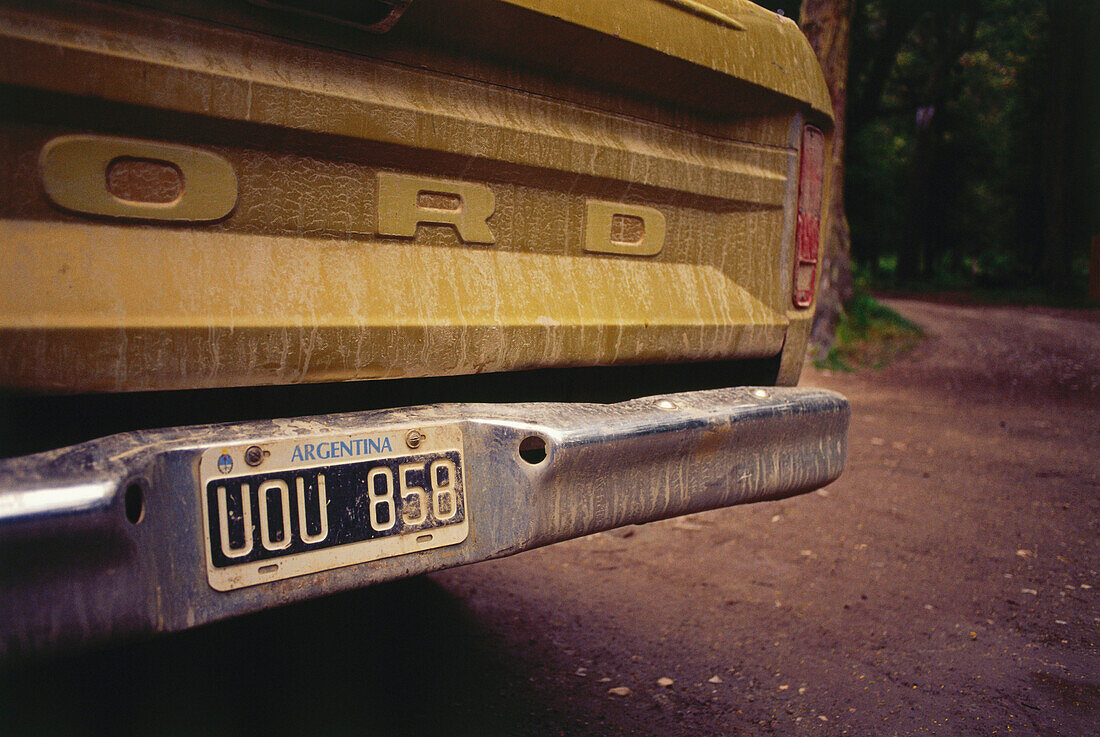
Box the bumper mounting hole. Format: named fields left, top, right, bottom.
left=124, top=483, right=144, bottom=524
left=519, top=435, right=548, bottom=465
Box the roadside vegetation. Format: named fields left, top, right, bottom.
left=814, top=286, right=923, bottom=372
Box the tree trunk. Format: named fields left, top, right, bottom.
left=1042, top=0, right=1098, bottom=291
left=800, top=0, right=854, bottom=355
left=898, top=107, right=935, bottom=282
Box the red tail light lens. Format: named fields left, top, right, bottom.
left=793, top=125, right=825, bottom=308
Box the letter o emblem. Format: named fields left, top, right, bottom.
left=39, top=135, right=238, bottom=222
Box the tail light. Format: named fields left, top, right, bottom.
left=792, top=125, right=825, bottom=308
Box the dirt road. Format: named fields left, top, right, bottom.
left=3, top=299, right=1098, bottom=736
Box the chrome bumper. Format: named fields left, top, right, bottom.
left=0, top=386, right=848, bottom=655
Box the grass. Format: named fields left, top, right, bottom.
left=813, top=290, right=925, bottom=372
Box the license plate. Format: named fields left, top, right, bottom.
left=198, top=424, right=468, bottom=591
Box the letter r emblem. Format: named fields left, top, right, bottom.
left=376, top=172, right=496, bottom=244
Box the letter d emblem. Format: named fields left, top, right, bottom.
left=583, top=201, right=666, bottom=257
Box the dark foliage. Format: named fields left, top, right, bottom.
left=766, top=0, right=1096, bottom=299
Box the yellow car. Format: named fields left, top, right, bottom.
left=0, top=0, right=847, bottom=654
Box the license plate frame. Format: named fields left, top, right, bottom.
left=198, top=424, right=468, bottom=591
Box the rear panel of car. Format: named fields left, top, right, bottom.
left=0, top=0, right=832, bottom=393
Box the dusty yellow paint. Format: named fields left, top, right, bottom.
left=654, top=0, right=747, bottom=30
left=500, top=0, right=832, bottom=116
left=0, top=0, right=833, bottom=393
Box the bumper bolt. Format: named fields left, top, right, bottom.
left=405, top=429, right=424, bottom=450
left=244, top=445, right=264, bottom=467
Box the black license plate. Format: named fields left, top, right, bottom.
left=199, top=426, right=468, bottom=591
